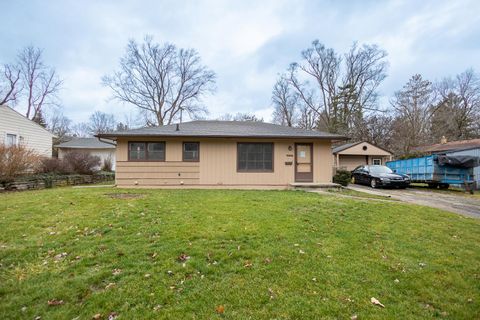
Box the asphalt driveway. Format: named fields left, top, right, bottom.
left=347, top=184, right=480, bottom=218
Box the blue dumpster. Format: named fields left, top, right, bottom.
left=386, top=154, right=477, bottom=189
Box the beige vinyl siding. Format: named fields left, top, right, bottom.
left=0, top=106, right=54, bottom=157
left=335, top=155, right=391, bottom=171
left=115, top=137, right=333, bottom=188
left=333, top=141, right=393, bottom=170
left=58, top=148, right=116, bottom=170
left=337, top=142, right=391, bottom=156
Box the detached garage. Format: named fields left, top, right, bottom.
left=333, top=141, right=392, bottom=171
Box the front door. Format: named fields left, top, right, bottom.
left=295, top=143, right=313, bottom=182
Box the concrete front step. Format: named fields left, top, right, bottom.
left=289, top=182, right=342, bottom=189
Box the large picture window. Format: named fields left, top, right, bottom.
left=237, top=143, right=273, bottom=172
left=183, top=142, right=199, bottom=161
left=128, top=142, right=165, bottom=161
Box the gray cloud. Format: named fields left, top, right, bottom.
left=2, top=0, right=479, bottom=123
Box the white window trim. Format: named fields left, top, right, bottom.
left=372, top=158, right=382, bottom=165
left=5, top=133, right=18, bottom=146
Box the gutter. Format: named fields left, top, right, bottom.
left=96, top=134, right=349, bottom=141
left=95, top=136, right=118, bottom=146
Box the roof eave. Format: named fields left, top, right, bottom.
left=96, top=133, right=348, bottom=140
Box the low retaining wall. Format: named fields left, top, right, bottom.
left=1, top=173, right=115, bottom=191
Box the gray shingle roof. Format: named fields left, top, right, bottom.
left=413, top=138, right=480, bottom=153
left=332, top=142, right=361, bottom=153
left=96, top=121, right=347, bottom=140
left=55, top=137, right=116, bottom=149
left=332, top=141, right=392, bottom=154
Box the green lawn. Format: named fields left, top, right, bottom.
left=1, top=188, right=479, bottom=319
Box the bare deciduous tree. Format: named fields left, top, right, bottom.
left=18, top=46, right=63, bottom=119
left=103, top=36, right=215, bottom=126
left=0, top=64, right=21, bottom=106
left=360, top=114, right=395, bottom=150
left=282, top=41, right=387, bottom=134
left=390, top=74, right=437, bottom=154
left=217, top=112, right=263, bottom=122
left=432, top=69, right=480, bottom=141
left=297, top=104, right=318, bottom=130
left=47, top=113, right=72, bottom=141
left=71, top=123, right=90, bottom=138
left=86, top=111, right=116, bottom=135
left=272, top=76, right=297, bottom=127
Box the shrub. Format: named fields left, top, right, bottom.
left=0, top=143, right=41, bottom=185
left=63, top=151, right=101, bottom=174
left=101, top=156, right=113, bottom=172
left=39, top=157, right=72, bottom=174
left=333, top=169, right=351, bottom=186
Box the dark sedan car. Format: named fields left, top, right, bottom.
left=351, top=165, right=411, bottom=188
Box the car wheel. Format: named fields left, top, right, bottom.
left=370, top=178, right=377, bottom=188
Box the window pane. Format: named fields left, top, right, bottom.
left=237, top=143, right=273, bottom=171
left=6, top=134, right=17, bottom=146
left=129, top=142, right=145, bottom=160
left=147, top=142, right=165, bottom=160
left=183, top=142, right=199, bottom=161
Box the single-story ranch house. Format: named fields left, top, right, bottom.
left=332, top=141, right=393, bottom=171
left=97, top=121, right=346, bottom=188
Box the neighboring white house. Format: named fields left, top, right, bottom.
left=55, top=138, right=117, bottom=170
left=0, top=105, right=55, bottom=157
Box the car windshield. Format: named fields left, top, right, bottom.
left=368, top=165, right=393, bottom=174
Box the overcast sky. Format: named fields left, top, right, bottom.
left=2, top=0, right=480, bottom=124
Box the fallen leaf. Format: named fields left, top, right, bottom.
left=108, top=312, right=118, bottom=320
left=92, top=313, right=102, bottom=320
left=215, top=305, right=225, bottom=314
left=299, top=250, right=305, bottom=254
left=268, top=288, right=275, bottom=299
left=371, top=297, right=385, bottom=308
left=153, top=304, right=162, bottom=311
left=351, top=315, right=358, bottom=320
left=244, top=260, right=253, bottom=268
left=394, top=279, right=400, bottom=283
left=54, top=252, right=67, bottom=260
left=47, top=299, right=64, bottom=306
left=144, top=273, right=151, bottom=278
left=112, top=268, right=122, bottom=276
left=177, top=253, right=190, bottom=262
left=264, top=258, right=272, bottom=264
left=419, top=262, right=426, bottom=267
left=167, top=270, right=174, bottom=276
left=34, top=316, right=41, bottom=320
left=105, top=282, right=116, bottom=290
